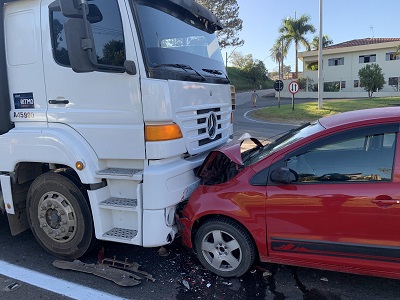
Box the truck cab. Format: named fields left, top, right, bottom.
left=0, top=0, right=233, bottom=259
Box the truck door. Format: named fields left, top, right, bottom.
left=41, top=0, right=145, bottom=160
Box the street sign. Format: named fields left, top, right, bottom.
left=274, top=80, right=284, bottom=92
left=288, top=81, right=300, bottom=94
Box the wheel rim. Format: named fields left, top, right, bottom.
left=37, top=191, right=77, bottom=243
left=200, top=229, right=242, bottom=272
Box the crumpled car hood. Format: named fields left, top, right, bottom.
left=196, top=141, right=244, bottom=185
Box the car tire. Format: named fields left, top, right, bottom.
left=27, top=171, right=95, bottom=259
left=194, top=217, right=255, bottom=277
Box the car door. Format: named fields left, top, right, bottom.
left=41, top=0, right=144, bottom=160
left=265, top=124, right=400, bottom=269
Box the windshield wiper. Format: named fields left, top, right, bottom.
left=155, top=64, right=206, bottom=81
left=202, top=68, right=230, bottom=84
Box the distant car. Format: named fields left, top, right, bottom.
left=179, top=107, right=400, bottom=278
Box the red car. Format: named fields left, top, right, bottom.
left=179, top=107, right=400, bottom=278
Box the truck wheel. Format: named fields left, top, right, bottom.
left=27, top=171, right=95, bottom=259
left=194, top=217, right=255, bottom=277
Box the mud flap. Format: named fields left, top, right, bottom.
left=53, top=260, right=141, bottom=286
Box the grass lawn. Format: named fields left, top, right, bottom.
left=251, top=97, right=400, bottom=123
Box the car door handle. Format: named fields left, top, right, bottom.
left=48, top=99, right=69, bottom=104
left=371, top=199, right=400, bottom=206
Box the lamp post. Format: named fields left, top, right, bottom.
left=318, top=0, right=323, bottom=109
left=225, top=45, right=243, bottom=75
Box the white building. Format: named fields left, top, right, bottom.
left=278, top=38, right=400, bottom=98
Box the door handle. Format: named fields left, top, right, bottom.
left=371, top=199, right=400, bottom=207
left=48, top=99, right=69, bottom=104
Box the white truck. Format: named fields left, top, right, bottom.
left=0, top=0, right=234, bottom=259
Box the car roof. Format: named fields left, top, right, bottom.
left=318, top=106, right=400, bottom=129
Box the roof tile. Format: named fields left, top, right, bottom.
left=325, top=38, right=400, bottom=49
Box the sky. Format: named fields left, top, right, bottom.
left=225, top=0, right=400, bottom=73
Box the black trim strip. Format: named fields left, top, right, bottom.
left=271, top=238, right=400, bottom=263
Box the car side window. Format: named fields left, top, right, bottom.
left=286, top=132, right=396, bottom=183
left=50, top=0, right=126, bottom=67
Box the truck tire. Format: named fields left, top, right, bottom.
left=27, top=171, right=95, bottom=259
left=194, top=217, right=255, bottom=277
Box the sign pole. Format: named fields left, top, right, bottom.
left=278, top=90, right=281, bottom=108
left=292, top=93, right=294, bottom=111
left=288, top=80, right=299, bottom=110
left=274, top=80, right=284, bottom=108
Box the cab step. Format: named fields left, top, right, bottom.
left=103, top=228, right=138, bottom=240
left=99, top=197, right=137, bottom=211
left=95, top=168, right=143, bottom=180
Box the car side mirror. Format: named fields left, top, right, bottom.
left=270, top=167, right=298, bottom=184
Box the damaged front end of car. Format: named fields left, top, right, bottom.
left=177, top=135, right=264, bottom=247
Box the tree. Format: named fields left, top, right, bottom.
left=278, top=14, right=316, bottom=78
left=197, top=0, right=244, bottom=48
left=311, top=35, right=333, bottom=50
left=269, top=40, right=288, bottom=79
left=230, top=51, right=253, bottom=69
left=358, top=63, right=386, bottom=98
left=243, top=60, right=268, bottom=88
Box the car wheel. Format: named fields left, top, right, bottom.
left=194, top=217, right=255, bottom=277
left=27, top=171, right=95, bottom=259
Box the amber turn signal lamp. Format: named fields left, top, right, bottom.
left=145, top=124, right=183, bottom=141
left=76, top=161, right=85, bottom=170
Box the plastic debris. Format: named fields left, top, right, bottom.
left=53, top=260, right=141, bottom=287
left=263, top=270, right=272, bottom=277
left=158, top=246, right=170, bottom=257
left=101, top=256, right=156, bottom=283
left=182, top=279, right=190, bottom=290
left=320, top=277, right=329, bottom=282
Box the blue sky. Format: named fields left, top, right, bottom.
left=225, top=0, right=399, bottom=72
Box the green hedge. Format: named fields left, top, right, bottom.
left=227, top=67, right=273, bottom=91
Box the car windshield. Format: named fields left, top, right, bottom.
left=132, top=1, right=227, bottom=83
left=244, top=121, right=325, bottom=166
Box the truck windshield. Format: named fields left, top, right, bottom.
left=132, top=1, right=228, bottom=83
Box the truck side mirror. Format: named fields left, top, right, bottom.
left=64, top=18, right=98, bottom=72
left=60, top=0, right=103, bottom=23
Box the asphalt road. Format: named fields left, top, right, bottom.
left=233, top=89, right=306, bottom=142
left=1, top=92, right=400, bottom=299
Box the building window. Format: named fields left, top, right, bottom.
left=386, top=52, right=400, bottom=61
left=359, top=54, right=376, bottom=63
left=328, top=57, right=344, bottom=66
left=341, top=81, right=346, bottom=89
left=324, top=81, right=340, bottom=92
left=389, top=77, right=399, bottom=91
left=354, top=80, right=359, bottom=88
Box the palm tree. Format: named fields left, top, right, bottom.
left=311, top=35, right=333, bottom=50
left=279, top=14, right=316, bottom=78
left=269, top=40, right=287, bottom=79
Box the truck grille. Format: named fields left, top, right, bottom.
left=176, top=105, right=231, bottom=155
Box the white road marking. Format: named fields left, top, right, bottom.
left=243, top=109, right=299, bottom=125
left=0, top=260, right=125, bottom=300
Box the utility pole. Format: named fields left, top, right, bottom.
left=318, top=0, right=323, bottom=109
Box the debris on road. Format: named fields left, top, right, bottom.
left=182, top=279, right=190, bottom=290
left=101, top=256, right=156, bottom=282
left=53, top=260, right=141, bottom=287
left=157, top=246, right=170, bottom=257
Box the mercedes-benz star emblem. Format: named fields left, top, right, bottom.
left=207, top=112, right=217, bottom=139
